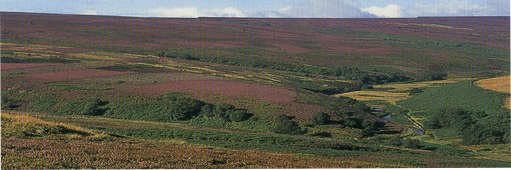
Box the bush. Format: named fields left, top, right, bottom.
left=200, top=104, right=215, bottom=117
left=214, top=103, right=236, bottom=119
left=409, top=88, right=424, bottom=95
left=228, top=110, right=252, bottom=122
left=402, top=139, right=422, bottom=149
left=57, top=97, right=104, bottom=116
left=337, top=96, right=357, bottom=106
left=273, top=115, right=306, bottom=135
left=385, top=137, right=403, bottom=147
left=353, top=102, right=371, bottom=113
left=311, top=112, right=331, bottom=125
left=1, top=97, right=19, bottom=110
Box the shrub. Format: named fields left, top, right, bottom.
left=214, top=103, right=236, bottom=119
left=337, top=96, right=357, bottom=106
left=409, top=88, right=424, bottom=95
left=353, top=102, right=371, bottom=113
left=273, top=115, right=306, bottom=135
left=228, top=110, right=252, bottom=122
left=311, top=112, right=331, bottom=125
left=200, top=104, right=215, bottom=117
left=57, top=97, right=104, bottom=116
left=402, top=139, right=422, bottom=149
left=1, top=97, right=19, bottom=110
left=385, top=137, right=403, bottom=147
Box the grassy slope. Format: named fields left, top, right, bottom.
left=397, top=81, right=509, bottom=115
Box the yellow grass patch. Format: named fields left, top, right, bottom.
left=374, top=78, right=474, bottom=92
left=1, top=112, right=107, bottom=139
left=476, top=76, right=510, bottom=109
left=69, top=52, right=119, bottom=61
left=335, top=91, right=409, bottom=104
left=475, top=76, right=510, bottom=94
left=1, top=42, right=69, bottom=51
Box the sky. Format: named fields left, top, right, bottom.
left=0, top=0, right=509, bottom=18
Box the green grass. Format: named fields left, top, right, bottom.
left=397, top=81, right=509, bottom=115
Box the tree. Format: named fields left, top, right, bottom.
left=80, top=98, right=103, bottom=116
left=409, top=88, right=423, bottom=95
left=228, top=110, right=252, bottom=122
left=312, top=112, right=331, bottom=125
left=273, top=115, right=306, bottom=135
left=214, top=103, right=236, bottom=119
left=402, top=139, right=422, bottom=149
left=353, top=102, right=371, bottom=113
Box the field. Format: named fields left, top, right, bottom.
left=1, top=12, right=510, bottom=168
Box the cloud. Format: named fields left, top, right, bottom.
left=404, top=0, right=508, bottom=17
left=486, top=0, right=511, bottom=16
left=149, top=7, right=201, bottom=17
left=79, top=10, right=98, bottom=15
left=361, top=4, right=402, bottom=18
left=254, top=0, right=376, bottom=18
left=204, top=6, right=245, bottom=17
left=148, top=6, right=244, bottom=18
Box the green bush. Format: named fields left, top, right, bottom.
left=311, top=112, right=331, bottom=125
left=214, top=103, right=236, bottom=119
left=336, top=96, right=357, bottom=106
left=228, top=110, right=252, bottom=122
left=1, top=97, right=19, bottom=110
left=273, top=115, right=306, bottom=135
left=385, top=137, right=404, bottom=147
left=409, top=88, right=424, bottom=95
left=57, top=97, right=104, bottom=116
left=353, top=102, right=371, bottom=113
left=402, top=139, right=422, bottom=149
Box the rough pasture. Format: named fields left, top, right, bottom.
left=126, top=80, right=296, bottom=102
left=26, top=69, right=133, bottom=82
left=1, top=63, right=58, bottom=70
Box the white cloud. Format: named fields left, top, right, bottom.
left=79, top=10, right=98, bottom=15
left=255, top=0, right=376, bottom=18
left=148, top=6, right=244, bottom=18
left=405, top=0, right=498, bottom=17
left=204, top=6, right=245, bottom=17
left=149, top=7, right=201, bottom=17
left=361, top=4, right=402, bottom=18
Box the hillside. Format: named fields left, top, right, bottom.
left=1, top=12, right=510, bottom=168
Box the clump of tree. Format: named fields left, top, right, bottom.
left=336, top=96, right=358, bottom=106
left=200, top=103, right=252, bottom=122
left=273, top=115, right=307, bottom=135
left=425, top=107, right=510, bottom=145
left=418, top=73, right=447, bottom=81
left=63, top=94, right=253, bottom=123
left=311, top=112, right=332, bottom=125
left=353, top=102, right=372, bottom=113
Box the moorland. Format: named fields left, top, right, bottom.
left=1, top=12, right=510, bottom=168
